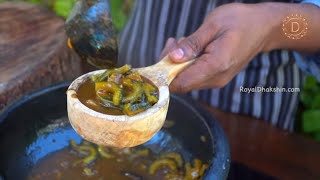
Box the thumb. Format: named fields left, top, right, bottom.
left=159, top=37, right=177, bottom=60
left=169, top=24, right=216, bottom=62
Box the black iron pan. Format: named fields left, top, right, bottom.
left=0, top=82, right=230, bottom=180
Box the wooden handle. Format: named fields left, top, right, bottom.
left=153, top=56, right=195, bottom=84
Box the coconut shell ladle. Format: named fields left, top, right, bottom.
left=67, top=56, right=194, bottom=148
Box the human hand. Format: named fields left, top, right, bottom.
left=160, top=3, right=279, bottom=93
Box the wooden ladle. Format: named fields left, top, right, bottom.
left=67, top=56, right=194, bottom=148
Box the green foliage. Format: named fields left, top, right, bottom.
left=313, top=132, right=320, bottom=141
left=300, top=76, right=320, bottom=142
left=53, top=0, right=76, bottom=18
left=26, top=0, right=41, bottom=4
left=110, top=0, right=128, bottom=31
left=303, top=110, right=320, bottom=132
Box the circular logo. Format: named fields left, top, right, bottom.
left=282, top=14, right=308, bottom=40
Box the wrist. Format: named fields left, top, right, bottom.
left=253, top=3, right=293, bottom=52
left=255, top=2, right=319, bottom=53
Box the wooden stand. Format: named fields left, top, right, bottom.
left=0, top=2, right=84, bottom=110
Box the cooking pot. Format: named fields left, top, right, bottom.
left=0, top=82, right=230, bottom=180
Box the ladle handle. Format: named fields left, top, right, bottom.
left=154, top=56, right=195, bottom=84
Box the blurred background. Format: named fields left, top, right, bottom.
left=0, top=0, right=319, bottom=143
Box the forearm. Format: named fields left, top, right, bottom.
left=258, top=2, right=320, bottom=53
